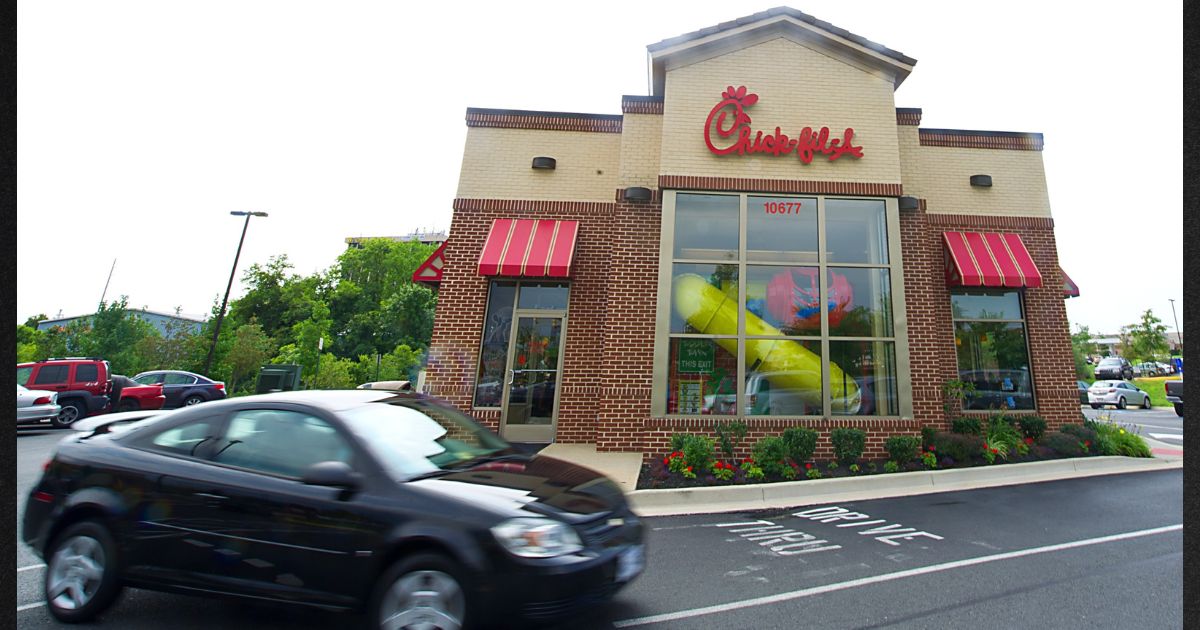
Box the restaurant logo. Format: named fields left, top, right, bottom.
left=704, top=85, right=864, bottom=164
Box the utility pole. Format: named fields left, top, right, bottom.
left=1168, top=298, right=1182, bottom=355
left=204, top=211, right=268, bottom=375
left=99, top=258, right=116, bottom=305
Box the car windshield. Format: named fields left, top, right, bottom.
left=1098, top=359, right=1121, bottom=366
left=339, top=398, right=513, bottom=480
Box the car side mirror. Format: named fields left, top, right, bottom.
left=301, top=461, right=363, bottom=490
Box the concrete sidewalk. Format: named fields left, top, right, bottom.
left=540, top=435, right=1182, bottom=517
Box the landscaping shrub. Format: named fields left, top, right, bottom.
left=669, top=433, right=688, bottom=452
left=1060, top=423, right=1099, bottom=446
left=1089, top=421, right=1152, bottom=458
left=921, top=425, right=937, bottom=449
left=984, top=415, right=1022, bottom=461
left=884, top=435, right=920, bottom=464
left=1017, top=416, right=1047, bottom=441
left=830, top=427, right=866, bottom=466
left=929, top=431, right=984, bottom=463
left=1043, top=431, right=1084, bottom=457
left=751, top=436, right=791, bottom=478
left=680, top=434, right=715, bottom=474
left=781, top=427, right=819, bottom=464
left=712, top=421, right=749, bottom=459
left=951, top=417, right=982, bottom=435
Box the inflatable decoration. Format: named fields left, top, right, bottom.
left=765, top=268, right=854, bottom=329
left=674, top=273, right=861, bottom=413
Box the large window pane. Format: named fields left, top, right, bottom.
left=747, top=196, right=818, bottom=263
left=474, top=282, right=516, bottom=407
left=829, top=341, right=897, bottom=416
left=744, top=339, right=822, bottom=415
left=517, top=282, right=569, bottom=310
left=673, top=194, right=739, bottom=260
left=828, top=267, right=893, bottom=337
left=745, top=265, right=821, bottom=336
left=955, top=321, right=1034, bottom=410
left=951, top=291, right=1023, bottom=320
left=826, top=199, right=888, bottom=264
left=668, top=338, right=739, bottom=415
left=670, top=263, right=739, bottom=334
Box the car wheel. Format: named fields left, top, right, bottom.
left=116, top=399, right=139, bottom=412
left=1090, top=404, right=1101, bottom=409
left=183, top=395, right=206, bottom=407
left=44, top=521, right=123, bottom=623
left=1117, top=397, right=1127, bottom=410
left=53, top=400, right=86, bottom=429
left=1175, top=403, right=1183, bottom=417
left=1142, top=396, right=1152, bottom=409
left=370, top=553, right=471, bottom=630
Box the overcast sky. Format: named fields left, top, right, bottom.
left=17, top=0, right=1182, bottom=336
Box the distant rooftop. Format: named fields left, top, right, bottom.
left=345, top=229, right=447, bottom=249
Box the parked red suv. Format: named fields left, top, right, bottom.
left=16, top=358, right=113, bottom=428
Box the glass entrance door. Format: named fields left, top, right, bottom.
left=500, top=316, right=563, bottom=442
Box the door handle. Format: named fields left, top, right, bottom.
left=193, top=492, right=227, bottom=501
left=507, top=369, right=514, bottom=385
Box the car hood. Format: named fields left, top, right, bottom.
left=405, top=454, right=626, bottom=523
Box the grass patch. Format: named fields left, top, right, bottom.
left=1132, top=376, right=1175, bottom=407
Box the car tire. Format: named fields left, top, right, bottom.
left=369, top=552, right=472, bottom=630
left=1175, top=403, right=1183, bottom=417
left=1090, top=404, right=1101, bottom=409
left=183, top=394, right=206, bottom=407
left=1142, top=396, right=1152, bottom=410
left=44, top=521, right=123, bottom=623
left=1117, top=397, right=1127, bottom=410
left=116, top=399, right=139, bottom=412
left=53, top=400, right=86, bottom=429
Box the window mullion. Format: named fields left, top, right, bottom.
left=818, top=196, right=830, bottom=416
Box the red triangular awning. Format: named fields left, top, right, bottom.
left=477, top=218, right=579, bottom=277
left=1061, top=267, right=1080, bottom=298
left=943, top=231, right=1042, bottom=288
left=412, top=242, right=446, bottom=285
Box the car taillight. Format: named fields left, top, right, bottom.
left=1108, top=388, right=1116, bottom=393
left=34, top=396, right=52, bottom=405
left=215, top=382, right=225, bottom=391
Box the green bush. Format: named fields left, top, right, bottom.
left=713, top=421, right=749, bottom=459
left=781, top=427, right=819, bottom=464
left=951, top=417, right=982, bottom=435
left=921, top=425, right=937, bottom=449
left=751, top=436, right=792, bottom=478
left=930, top=431, right=984, bottom=463
left=1043, top=431, right=1084, bottom=457
left=681, top=434, right=716, bottom=474
left=1017, top=416, right=1047, bottom=441
left=883, top=460, right=900, bottom=474
left=669, top=433, right=688, bottom=452
left=1089, top=421, right=1152, bottom=458
left=884, top=435, right=920, bottom=464
left=984, top=415, right=1022, bottom=458
left=1060, top=423, right=1099, bottom=446
left=830, top=427, right=866, bottom=466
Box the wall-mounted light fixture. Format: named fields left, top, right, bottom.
left=625, top=186, right=652, bottom=203
left=898, top=196, right=920, bottom=211
left=970, top=174, right=992, bottom=187
left=531, top=156, right=556, bottom=170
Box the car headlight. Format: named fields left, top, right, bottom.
left=491, top=518, right=583, bottom=558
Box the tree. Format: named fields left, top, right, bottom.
left=132, top=307, right=200, bottom=371
left=68, top=297, right=159, bottom=375
left=1070, top=325, right=1098, bottom=379
left=352, top=344, right=423, bottom=384
left=291, top=299, right=333, bottom=386
left=16, top=324, right=42, bottom=363
left=224, top=322, right=275, bottom=394
left=1120, top=309, right=1169, bottom=363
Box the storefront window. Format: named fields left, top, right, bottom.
left=474, top=281, right=568, bottom=408
left=952, top=291, right=1034, bottom=411
left=667, top=338, right=738, bottom=415
left=664, top=193, right=898, bottom=417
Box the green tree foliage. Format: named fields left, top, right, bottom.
left=1121, top=309, right=1169, bottom=363
left=328, top=239, right=437, bottom=357
left=292, top=299, right=333, bottom=386
left=352, top=344, right=423, bottom=384
left=69, top=297, right=159, bottom=375
left=132, top=307, right=200, bottom=371
left=311, top=354, right=357, bottom=389
left=1071, top=325, right=1098, bottom=379
left=17, top=325, right=42, bottom=362
left=228, top=255, right=326, bottom=347
left=225, top=322, right=275, bottom=394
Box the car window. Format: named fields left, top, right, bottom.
left=143, top=419, right=222, bottom=457
left=133, top=373, right=163, bottom=385
left=212, top=409, right=353, bottom=478
left=33, top=365, right=69, bottom=385
left=164, top=373, right=197, bottom=385
left=17, top=367, right=32, bottom=386
left=75, top=364, right=98, bottom=382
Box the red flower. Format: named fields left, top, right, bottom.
left=990, top=448, right=998, bottom=454
left=929, top=445, right=936, bottom=451
left=662, top=458, right=669, bottom=465
left=1085, top=440, right=1091, bottom=446
left=1024, top=437, right=1034, bottom=445
left=686, top=466, right=693, bottom=472
left=805, top=463, right=813, bottom=469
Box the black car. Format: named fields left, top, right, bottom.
left=22, top=390, right=645, bottom=627
left=1093, top=357, right=1133, bottom=381
left=1077, top=380, right=1090, bottom=404
left=131, top=370, right=227, bottom=408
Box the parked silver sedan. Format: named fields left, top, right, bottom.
left=1088, top=380, right=1152, bottom=410
left=17, top=384, right=60, bottom=426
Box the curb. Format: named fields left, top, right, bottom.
left=626, top=456, right=1182, bottom=517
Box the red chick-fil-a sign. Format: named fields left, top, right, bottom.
left=704, top=86, right=864, bottom=164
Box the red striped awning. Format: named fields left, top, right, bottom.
left=412, top=242, right=446, bottom=285
left=943, top=231, right=1042, bottom=288
left=478, top=218, right=579, bottom=277
left=1061, top=267, right=1080, bottom=298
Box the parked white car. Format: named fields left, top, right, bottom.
left=17, top=384, right=60, bottom=426
left=1088, top=380, right=1152, bottom=410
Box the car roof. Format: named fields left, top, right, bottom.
left=189, top=389, right=433, bottom=413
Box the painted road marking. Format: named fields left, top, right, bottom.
left=17, top=602, right=46, bottom=612
left=612, top=523, right=1183, bottom=628
left=715, top=520, right=841, bottom=555
left=1148, top=432, right=1182, bottom=441
left=18, top=564, right=45, bottom=573
left=792, top=506, right=945, bottom=546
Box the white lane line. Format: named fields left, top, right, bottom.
left=613, top=523, right=1183, bottom=628
left=18, top=564, right=46, bottom=573
left=17, top=602, right=46, bottom=612
left=1148, top=432, right=1182, bottom=441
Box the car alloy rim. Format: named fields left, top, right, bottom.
left=59, top=406, right=79, bottom=424
left=379, top=570, right=464, bottom=630
left=185, top=398, right=202, bottom=406
left=47, top=535, right=105, bottom=611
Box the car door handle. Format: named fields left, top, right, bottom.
left=193, top=492, right=227, bottom=501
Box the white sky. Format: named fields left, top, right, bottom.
left=17, top=1, right=1182, bottom=336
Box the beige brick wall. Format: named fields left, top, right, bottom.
left=619, top=113, right=663, bottom=188
left=660, top=37, right=902, bottom=184
left=898, top=127, right=1052, bottom=218
left=456, top=127, right=621, bottom=201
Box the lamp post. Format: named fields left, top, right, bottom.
left=1168, top=298, right=1182, bottom=355
left=204, top=211, right=269, bottom=375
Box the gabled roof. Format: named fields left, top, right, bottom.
left=647, top=6, right=916, bottom=96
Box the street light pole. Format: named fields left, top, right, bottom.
left=204, top=211, right=269, bottom=375
left=1168, top=298, right=1182, bottom=355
